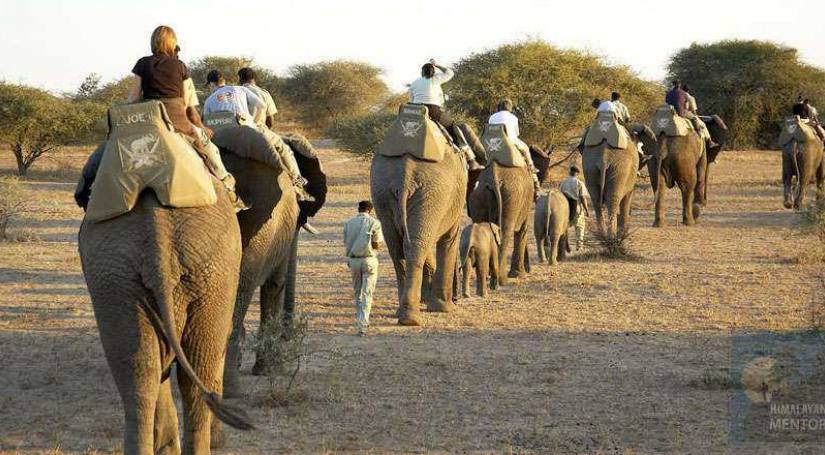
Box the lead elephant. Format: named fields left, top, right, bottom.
left=469, top=162, right=534, bottom=284
left=582, top=124, right=657, bottom=236
left=212, top=129, right=327, bottom=399
left=79, top=178, right=253, bottom=454
left=371, top=150, right=466, bottom=326
left=781, top=133, right=824, bottom=210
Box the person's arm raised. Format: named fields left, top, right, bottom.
left=127, top=77, right=142, bottom=103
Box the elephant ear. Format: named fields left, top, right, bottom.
left=489, top=223, right=502, bottom=246
left=458, top=123, right=487, bottom=165
left=282, top=132, right=327, bottom=226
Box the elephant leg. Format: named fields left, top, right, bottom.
left=680, top=181, right=696, bottom=226
left=817, top=159, right=825, bottom=195
left=428, top=224, right=460, bottom=312
left=461, top=255, right=473, bottom=299
left=94, top=301, right=162, bottom=455
left=653, top=170, right=666, bottom=227
left=549, top=235, right=559, bottom=266
left=282, top=229, right=300, bottom=325
left=223, top=285, right=255, bottom=399
left=489, top=242, right=500, bottom=291
left=782, top=153, right=795, bottom=209
left=536, top=234, right=546, bottom=263
left=382, top=226, right=407, bottom=307
left=619, top=192, right=633, bottom=233
left=694, top=152, right=708, bottom=216
left=476, top=251, right=489, bottom=297
left=252, top=261, right=289, bottom=377
left=154, top=377, right=181, bottom=455
left=399, top=252, right=425, bottom=326
left=558, top=233, right=569, bottom=261
left=497, top=229, right=512, bottom=286
left=178, top=299, right=233, bottom=455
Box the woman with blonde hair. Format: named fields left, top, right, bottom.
left=127, top=25, right=241, bottom=206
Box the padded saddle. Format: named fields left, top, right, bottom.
left=376, top=104, right=450, bottom=162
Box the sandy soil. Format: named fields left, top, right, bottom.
left=0, top=145, right=823, bottom=454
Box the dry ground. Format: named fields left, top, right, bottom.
left=0, top=145, right=823, bottom=454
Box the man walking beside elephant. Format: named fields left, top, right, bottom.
left=559, top=166, right=591, bottom=251
left=344, top=200, right=384, bottom=336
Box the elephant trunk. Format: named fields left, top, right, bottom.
left=145, top=220, right=254, bottom=431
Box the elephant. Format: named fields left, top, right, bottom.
left=371, top=149, right=467, bottom=326
left=212, top=129, right=327, bottom=399
left=78, top=178, right=253, bottom=455
left=581, top=124, right=656, bottom=237
left=534, top=190, right=571, bottom=265
left=459, top=222, right=501, bottom=298
left=781, top=133, right=824, bottom=210
left=468, top=162, right=534, bottom=285
left=644, top=116, right=727, bottom=227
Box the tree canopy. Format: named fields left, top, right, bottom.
left=667, top=40, right=825, bottom=149
left=447, top=40, right=662, bottom=148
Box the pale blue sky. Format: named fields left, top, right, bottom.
left=1, top=0, right=823, bottom=94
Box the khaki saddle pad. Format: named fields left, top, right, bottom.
left=778, top=116, right=817, bottom=146
left=651, top=105, right=692, bottom=137
left=481, top=124, right=525, bottom=168
left=584, top=111, right=629, bottom=149
left=86, top=101, right=216, bottom=223
left=376, top=104, right=450, bottom=162
left=203, top=111, right=241, bottom=131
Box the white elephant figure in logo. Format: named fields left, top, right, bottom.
left=120, top=133, right=161, bottom=171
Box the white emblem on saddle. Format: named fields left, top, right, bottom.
left=401, top=120, right=423, bottom=137
left=485, top=137, right=503, bottom=152
left=598, top=120, right=612, bottom=132
left=657, top=118, right=670, bottom=129
left=787, top=124, right=798, bottom=134
left=120, top=134, right=161, bottom=171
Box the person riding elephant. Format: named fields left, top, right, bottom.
left=371, top=132, right=467, bottom=326
left=126, top=26, right=242, bottom=208
left=238, top=67, right=278, bottom=129
left=488, top=98, right=541, bottom=196
left=666, top=80, right=718, bottom=150
left=409, top=59, right=483, bottom=171
left=779, top=113, right=825, bottom=209
left=78, top=25, right=255, bottom=454
left=682, top=84, right=718, bottom=150
left=204, top=70, right=313, bottom=201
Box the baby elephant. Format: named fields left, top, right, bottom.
left=535, top=190, right=571, bottom=265
left=459, top=222, right=501, bottom=298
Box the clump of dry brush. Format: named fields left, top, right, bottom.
left=796, top=193, right=825, bottom=265
left=584, top=226, right=642, bottom=261
left=247, top=314, right=311, bottom=407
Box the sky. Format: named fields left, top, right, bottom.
left=1, top=0, right=824, bottom=95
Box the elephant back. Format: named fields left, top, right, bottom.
left=585, top=111, right=629, bottom=149
left=376, top=104, right=451, bottom=162
left=481, top=124, right=526, bottom=168
left=651, top=105, right=692, bottom=137
left=85, top=100, right=217, bottom=223
left=778, top=116, right=817, bottom=147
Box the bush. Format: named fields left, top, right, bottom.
left=447, top=40, right=662, bottom=148
left=0, top=176, right=29, bottom=240
left=585, top=226, right=641, bottom=261
left=0, top=83, right=100, bottom=175
left=280, top=60, right=389, bottom=130
left=247, top=314, right=311, bottom=407
left=667, top=40, right=825, bottom=149
left=326, top=110, right=396, bottom=158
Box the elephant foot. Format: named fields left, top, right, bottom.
left=508, top=269, right=527, bottom=279
left=427, top=299, right=455, bottom=313
left=156, top=440, right=181, bottom=455
left=692, top=204, right=702, bottom=220
left=549, top=259, right=558, bottom=266
left=793, top=203, right=801, bottom=211
left=683, top=218, right=696, bottom=226
left=653, top=219, right=665, bottom=228
left=462, top=292, right=471, bottom=299
left=783, top=201, right=793, bottom=209
left=398, top=307, right=423, bottom=326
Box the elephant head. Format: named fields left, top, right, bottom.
left=529, top=144, right=554, bottom=184
left=705, top=115, right=729, bottom=163
left=629, top=123, right=658, bottom=170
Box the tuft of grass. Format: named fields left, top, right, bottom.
left=804, top=193, right=825, bottom=239
left=583, top=227, right=643, bottom=261
left=12, top=229, right=41, bottom=243
left=688, top=367, right=737, bottom=390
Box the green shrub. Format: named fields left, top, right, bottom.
left=248, top=314, right=311, bottom=407
left=667, top=40, right=825, bottom=149
left=326, top=110, right=395, bottom=158
left=280, top=60, right=389, bottom=130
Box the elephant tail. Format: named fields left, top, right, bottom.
left=544, top=193, right=553, bottom=240
left=143, top=217, right=254, bottom=431
left=791, top=140, right=801, bottom=182
left=599, top=158, right=608, bottom=212
left=492, top=163, right=504, bottom=227
left=399, top=181, right=412, bottom=247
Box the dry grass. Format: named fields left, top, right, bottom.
left=0, top=147, right=823, bottom=454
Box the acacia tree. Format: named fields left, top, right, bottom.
left=280, top=60, right=388, bottom=129
left=448, top=40, right=662, bottom=149
left=0, top=84, right=98, bottom=176
left=667, top=40, right=825, bottom=149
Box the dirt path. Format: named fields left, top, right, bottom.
left=0, top=148, right=822, bottom=454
